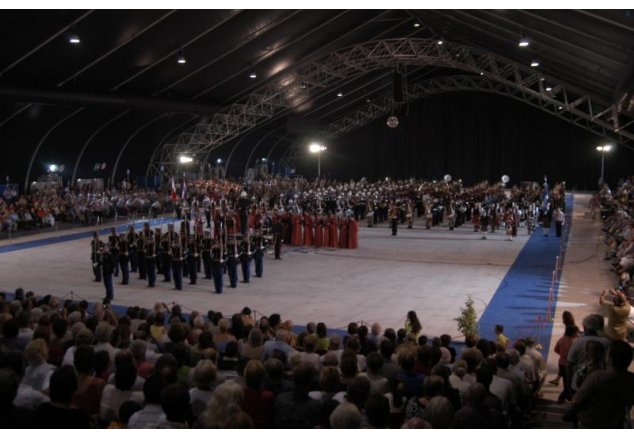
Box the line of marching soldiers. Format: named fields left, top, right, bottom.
left=90, top=218, right=268, bottom=301
left=281, top=212, right=359, bottom=249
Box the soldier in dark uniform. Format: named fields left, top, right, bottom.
left=186, top=236, right=198, bottom=285
left=204, top=204, right=212, bottom=229
left=108, top=228, right=120, bottom=277
left=145, top=237, right=157, bottom=288
left=162, top=225, right=177, bottom=282
left=118, top=234, right=129, bottom=285
left=91, top=232, right=102, bottom=282
left=252, top=233, right=264, bottom=278
left=195, top=232, right=203, bottom=274
left=226, top=237, right=239, bottom=288
left=239, top=236, right=252, bottom=283
left=201, top=232, right=212, bottom=279
left=137, top=224, right=152, bottom=280
left=127, top=226, right=138, bottom=272
left=154, top=228, right=163, bottom=276
left=171, top=238, right=184, bottom=291
left=211, top=239, right=225, bottom=294
left=100, top=244, right=115, bottom=301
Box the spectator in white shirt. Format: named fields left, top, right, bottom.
left=127, top=373, right=167, bottom=429
left=22, top=339, right=55, bottom=392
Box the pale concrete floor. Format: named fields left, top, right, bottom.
left=0, top=215, right=530, bottom=336
left=541, top=192, right=619, bottom=400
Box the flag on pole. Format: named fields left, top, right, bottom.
left=181, top=180, right=187, bottom=200
left=171, top=177, right=177, bottom=201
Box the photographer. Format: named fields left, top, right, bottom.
left=599, top=289, right=631, bottom=341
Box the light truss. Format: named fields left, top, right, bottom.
left=153, top=38, right=633, bottom=172
left=322, top=75, right=634, bottom=145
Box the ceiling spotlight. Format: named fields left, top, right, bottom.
left=177, top=50, right=186, bottom=64
left=480, top=72, right=484, bottom=76
left=309, top=143, right=326, bottom=153
left=557, top=106, right=563, bottom=110
left=178, top=155, right=193, bottom=164
left=337, top=91, right=343, bottom=97
left=48, top=164, right=58, bottom=172
left=300, top=82, right=306, bottom=89
left=545, top=86, right=552, bottom=92
left=414, top=22, right=421, bottom=28
left=249, top=72, right=257, bottom=79
left=518, top=36, right=530, bottom=47
left=530, top=60, right=540, bottom=67
left=216, top=158, right=222, bottom=164
left=437, top=38, right=444, bottom=45
left=68, top=34, right=80, bottom=44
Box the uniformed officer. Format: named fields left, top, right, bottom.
left=239, top=236, right=252, bottom=283
left=226, top=237, right=239, bottom=288
left=201, top=232, right=212, bottom=279
left=127, top=226, right=138, bottom=272
left=211, top=239, right=225, bottom=294
left=252, top=233, right=265, bottom=278
left=171, top=238, right=184, bottom=291
left=91, top=232, right=102, bottom=282
left=108, top=228, right=120, bottom=277
left=187, top=236, right=198, bottom=285
left=389, top=203, right=399, bottom=236
left=118, top=234, right=130, bottom=285
left=100, top=243, right=115, bottom=301
left=145, top=237, right=157, bottom=287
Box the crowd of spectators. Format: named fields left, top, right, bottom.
left=0, top=185, right=176, bottom=233
left=1, top=287, right=631, bottom=429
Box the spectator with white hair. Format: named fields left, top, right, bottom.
left=22, top=339, right=55, bottom=392
left=94, top=321, right=119, bottom=364
left=188, top=359, right=217, bottom=419
left=197, top=380, right=245, bottom=428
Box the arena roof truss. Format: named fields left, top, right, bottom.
left=151, top=37, right=634, bottom=174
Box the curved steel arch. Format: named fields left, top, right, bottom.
left=160, top=37, right=633, bottom=166
left=277, top=73, right=634, bottom=168
left=24, top=108, right=85, bottom=192
left=222, top=131, right=268, bottom=173
left=111, top=114, right=176, bottom=185
left=72, top=110, right=131, bottom=182
left=245, top=132, right=292, bottom=177
left=146, top=116, right=200, bottom=179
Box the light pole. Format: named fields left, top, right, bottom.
left=309, top=143, right=327, bottom=177
left=596, top=144, right=613, bottom=186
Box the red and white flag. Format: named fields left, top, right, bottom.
left=181, top=180, right=187, bottom=199
left=171, top=177, right=177, bottom=201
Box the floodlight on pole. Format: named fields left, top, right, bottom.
left=178, top=155, right=193, bottom=164
left=308, top=143, right=327, bottom=176
left=596, top=144, right=613, bottom=186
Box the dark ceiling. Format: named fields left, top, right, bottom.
left=0, top=9, right=632, bottom=189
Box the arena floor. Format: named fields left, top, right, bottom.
left=0, top=207, right=534, bottom=337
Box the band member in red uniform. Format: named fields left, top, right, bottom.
left=338, top=216, right=349, bottom=248
left=323, top=215, right=330, bottom=248
left=472, top=203, right=481, bottom=232
left=303, top=212, right=314, bottom=246
left=291, top=213, right=303, bottom=246
left=329, top=214, right=338, bottom=248
left=348, top=216, right=359, bottom=249
left=315, top=214, right=324, bottom=248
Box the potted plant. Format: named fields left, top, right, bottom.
left=454, top=296, right=479, bottom=338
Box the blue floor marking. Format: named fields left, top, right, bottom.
left=478, top=194, right=573, bottom=359
left=0, top=217, right=176, bottom=254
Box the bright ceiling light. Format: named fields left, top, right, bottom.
left=68, top=34, right=80, bottom=44
left=597, top=144, right=613, bottom=152
left=545, top=86, right=552, bottom=92
left=216, top=158, right=222, bottom=164
left=530, top=60, right=540, bottom=67
left=437, top=38, right=444, bottom=45
left=558, top=106, right=563, bottom=110
left=309, top=143, right=326, bottom=153
left=337, top=91, right=343, bottom=97
left=48, top=164, right=58, bottom=172
left=414, top=22, right=421, bottom=28
left=249, top=72, right=257, bottom=79
left=480, top=72, right=484, bottom=76
left=178, top=155, right=193, bottom=164
left=518, top=36, right=530, bottom=47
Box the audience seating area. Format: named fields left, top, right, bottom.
left=1, top=183, right=634, bottom=428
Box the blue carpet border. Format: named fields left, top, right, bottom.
left=477, top=194, right=573, bottom=359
